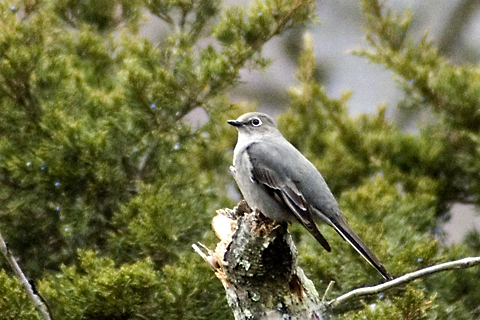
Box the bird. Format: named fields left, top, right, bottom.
left=228, top=112, right=392, bottom=280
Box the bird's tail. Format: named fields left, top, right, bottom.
left=332, top=217, right=392, bottom=280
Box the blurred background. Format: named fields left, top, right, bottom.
left=141, top=0, right=480, bottom=245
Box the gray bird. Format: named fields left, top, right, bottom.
left=228, top=112, right=392, bottom=280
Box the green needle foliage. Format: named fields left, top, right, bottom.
left=0, top=0, right=315, bottom=318
left=278, top=3, right=480, bottom=319
left=0, top=0, right=479, bottom=319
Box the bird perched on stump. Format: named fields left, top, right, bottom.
left=228, top=112, right=392, bottom=281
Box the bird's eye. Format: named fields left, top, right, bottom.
left=251, top=118, right=262, bottom=126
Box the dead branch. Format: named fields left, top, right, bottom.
left=328, top=256, right=480, bottom=309
left=0, top=231, right=52, bottom=320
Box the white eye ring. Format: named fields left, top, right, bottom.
left=250, top=118, right=262, bottom=126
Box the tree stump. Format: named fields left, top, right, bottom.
left=196, top=201, right=330, bottom=320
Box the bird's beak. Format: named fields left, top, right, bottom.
left=227, top=120, right=242, bottom=127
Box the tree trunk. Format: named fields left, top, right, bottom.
left=197, top=201, right=331, bottom=320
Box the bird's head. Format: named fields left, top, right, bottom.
left=228, top=112, right=278, bottom=137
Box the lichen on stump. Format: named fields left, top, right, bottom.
left=196, top=201, right=330, bottom=320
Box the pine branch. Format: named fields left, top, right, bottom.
left=0, top=231, right=53, bottom=320
left=328, top=256, right=480, bottom=309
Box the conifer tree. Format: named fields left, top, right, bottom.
left=0, top=0, right=479, bottom=319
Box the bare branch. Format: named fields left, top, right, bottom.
left=201, top=204, right=480, bottom=317
left=0, top=231, right=53, bottom=320
left=322, top=281, right=335, bottom=303
left=328, top=256, right=480, bottom=309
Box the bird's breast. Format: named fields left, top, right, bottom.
left=232, top=145, right=294, bottom=222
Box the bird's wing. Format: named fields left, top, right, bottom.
left=247, top=144, right=331, bottom=251
left=246, top=142, right=392, bottom=280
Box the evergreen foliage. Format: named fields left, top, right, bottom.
left=279, top=3, right=480, bottom=319
left=0, top=0, right=479, bottom=319
left=0, top=269, right=40, bottom=320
